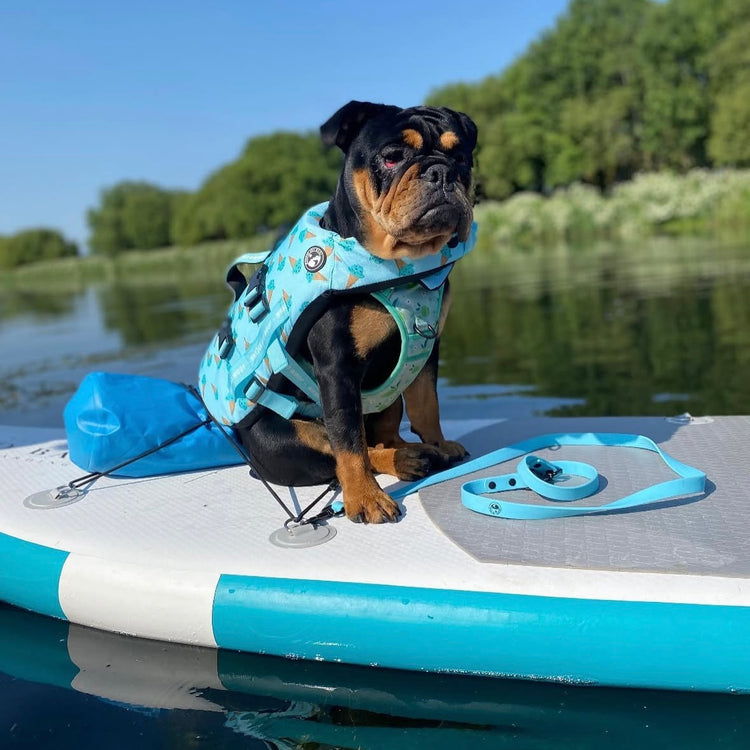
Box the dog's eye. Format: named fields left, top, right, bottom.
left=382, top=149, right=404, bottom=169
left=453, top=152, right=468, bottom=165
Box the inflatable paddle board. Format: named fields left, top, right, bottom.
left=0, top=415, right=748, bottom=693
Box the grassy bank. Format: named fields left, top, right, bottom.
left=1, top=233, right=274, bottom=294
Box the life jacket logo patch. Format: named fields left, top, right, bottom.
left=304, top=246, right=327, bottom=273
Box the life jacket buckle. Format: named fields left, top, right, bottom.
left=217, top=317, right=234, bottom=359
left=243, top=266, right=270, bottom=322
left=244, top=374, right=266, bottom=404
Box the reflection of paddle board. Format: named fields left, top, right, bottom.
left=2, top=601, right=747, bottom=749
left=1, top=416, right=749, bottom=693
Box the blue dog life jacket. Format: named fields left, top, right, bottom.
left=199, top=202, right=476, bottom=426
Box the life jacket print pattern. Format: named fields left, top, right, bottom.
left=199, top=202, right=476, bottom=426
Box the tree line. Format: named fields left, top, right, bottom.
left=3, top=0, right=748, bottom=266
left=86, top=132, right=342, bottom=256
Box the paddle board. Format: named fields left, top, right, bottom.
left=0, top=415, right=748, bottom=693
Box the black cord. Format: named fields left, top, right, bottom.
left=66, top=418, right=211, bottom=493
left=191, top=386, right=337, bottom=526
left=63, top=383, right=338, bottom=527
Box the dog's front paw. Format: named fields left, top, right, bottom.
left=392, top=444, right=450, bottom=480
left=344, top=485, right=401, bottom=524
left=369, top=444, right=449, bottom=481
left=434, top=440, right=469, bottom=462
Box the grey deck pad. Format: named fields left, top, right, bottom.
left=418, top=416, right=750, bottom=576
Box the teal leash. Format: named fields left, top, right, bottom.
left=388, top=432, right=707, bottom=519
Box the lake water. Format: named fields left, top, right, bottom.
left=1, top=236, right=750, bottom=747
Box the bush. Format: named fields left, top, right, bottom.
left=0, top=228, right=78, bottom=269
left=475, top=168, right=750, bottom=247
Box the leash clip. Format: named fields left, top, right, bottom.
left=527, top=455, right=562, bottom=483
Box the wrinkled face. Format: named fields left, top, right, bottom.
left=329, top=105, right=477, bottom=260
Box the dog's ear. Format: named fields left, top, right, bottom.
left=456, top=111, right=478, bottom=152
left=320, top=101, right=399, bottom=152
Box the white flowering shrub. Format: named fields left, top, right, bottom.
left=476, top=169, right=750, bottom=246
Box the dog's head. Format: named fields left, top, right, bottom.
left=320, top=101, right=477, bottom=260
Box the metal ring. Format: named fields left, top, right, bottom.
left=414, top=321, right=438, bottom=339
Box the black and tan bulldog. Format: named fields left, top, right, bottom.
left=236, top=100, right=477, bottom=523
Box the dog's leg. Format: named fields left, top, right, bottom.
left=237, top=409, right=337, bottom=487
left=365, top=397, right=407, bottom=448
left=365, top=397, right=453, bottom=479
left=307, top=310, right=402, bottom=524
left=403, top=341, right=468, bottom=461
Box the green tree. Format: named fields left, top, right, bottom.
left=636, top=0, right=715, bottom=170
left=429, top=0, right=750, bottom=190
left=172, top=131, right=342, bottom=245
left=710, top=80, right=750, bottom=166
left=0, top=228, right=78, bottom=269
left=554, top=87, right=642, bottom=188
left=79, top=0, right=750, bottom=246
left=707, top=2, right=750, bottom=165
left=87, top=181, right=183, bottom=255
left=484, top=55, right=555, bottom=194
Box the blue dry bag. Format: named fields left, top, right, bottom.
left=64, top=372, right=244, bottom=478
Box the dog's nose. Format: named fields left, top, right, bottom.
left=422, top=163, right=455, bottom=191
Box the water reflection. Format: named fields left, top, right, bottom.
left=0, top=286, right=77, bottom=319
left=98, top=280, right=224, bottom=346
left=1, top=603, right=747, bottom=749
left=443, top=238, right=750, bottom=415
left=0, top=237, right=749, bottom=425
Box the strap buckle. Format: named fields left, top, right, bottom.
left=243, top=266, right=270, bottom=322
left=217, top=317, right=234, bottom=359
left=243, top=374, right=266, bottom=403
left=526, top=455, right=562, bottom=483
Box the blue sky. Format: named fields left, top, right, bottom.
left=0, top=0, right=569, bottom=249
